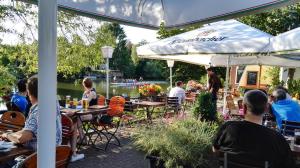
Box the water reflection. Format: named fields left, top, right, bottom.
left=57, top=80, right=168, bottom=99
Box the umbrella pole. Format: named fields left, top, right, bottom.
left=258, top=65, right=262, bottom=89
left=38, top=0, right=57, bottom=167
left=222, top=56, right=231, bottom=116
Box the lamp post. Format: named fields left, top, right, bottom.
left=101, top=46, right=114, bottom=99
left=167, top=60, right=175, bottom=89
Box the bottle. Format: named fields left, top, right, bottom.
left=65, top=95, right=71, bottom=108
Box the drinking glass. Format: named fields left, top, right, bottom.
left=73, top=98, right=78, bottom=107
left=65, top=95, right=71, bottom=108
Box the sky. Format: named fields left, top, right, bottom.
left=1, top=0, right=158, bottom=45
left=122, top=25, right=158, bottom=44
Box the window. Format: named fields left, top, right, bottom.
left=235, top=66, right=246, bottom=84
left=247, top=71, right=258, bottom=85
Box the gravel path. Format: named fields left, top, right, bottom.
left=69, top=130, right=148, bottom=168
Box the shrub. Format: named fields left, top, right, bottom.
left=192, top=92, right=216, bottom=121
left=133, top=119, right=219, bottom=168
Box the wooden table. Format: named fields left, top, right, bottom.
left=0, top=146, right=33, bottom=164
left=132, top=101, right=166, bottom=123
left=61, top=106, right=109, bottom=148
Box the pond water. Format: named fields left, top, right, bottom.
left=57, top=80, right=168, bottom=100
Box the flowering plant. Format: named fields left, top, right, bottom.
left=139, top=84, right=162, bottom=96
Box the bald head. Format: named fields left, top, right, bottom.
left=243, top=90, right=268, bottom=116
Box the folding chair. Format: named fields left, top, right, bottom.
left=97, top=95, right=106, bottom=106
left=21, top=145, right=72, bottom=168
left=121, top=101, right=136, bottom=127
left=164, top=97, right=180, bottom=118
left=281, top=120, right=300, bottom=136
left=219, top=151, right=270, bottom=168
left=96, top=96, right=125, bottom=150
left=0, top=111, right=25, bottom=131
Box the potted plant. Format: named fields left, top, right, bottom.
left=139, top=84, right=163, bottom=101
left=133, top=119, right=219, bottom=168
left=192, top=91, right=217, bottom=121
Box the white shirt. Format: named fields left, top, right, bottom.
left=169, top=86, right=186, bottom=104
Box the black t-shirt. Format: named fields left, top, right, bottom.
left=208, top=74, right=221, bottom=97
left=213, top=121, right=295, bottom=168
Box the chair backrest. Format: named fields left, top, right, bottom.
left=166, top=97, right=179, bottom=107
left=108, top=96, right=125, bottom=117
left=0, top=111, right=25, bottom=131
left=124, top=101, right=134, bottom=112
left=61, top=114, right=74, bottom=145
left=97, top=95, right=106, bottom=106
left=281, top=120, right=300, bottom=136
left=219, top=151, right=270, bottom=168
left=226, top=95, right=236, bottom=111
left=22, top=145, right=72, bottom=168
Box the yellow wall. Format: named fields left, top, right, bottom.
left=239, top=65, right=272, bottom=89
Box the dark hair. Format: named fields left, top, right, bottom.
left=206, top=67, right=213, bottom=72
left=275, top=86, right=289, bottom=94
left=17, top=79, right=27, bottom=92
left=83, top=78, right=93, bottom=88
left=243, top=90, right=267, bottom=115
left=272, top=89, right=287, bottom=102
left=27, top=76, right=38, bottom=99
left=176, top=81, right=183, bottom=87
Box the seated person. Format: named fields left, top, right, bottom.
left=169, top=81, right=186, bottom=105
left=271, top=89, right=300, bottom=129
left=81, top=78, right=97, bottom=106
left=213, top=90, right=295, bottom=168
left=10, top=79, right=28, bottom=115
left=0, top=76, right=62, bottom=167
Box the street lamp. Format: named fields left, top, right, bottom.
left=101, top=46, right=114, bottom=99
left=167, top=60, right=175, bottom=88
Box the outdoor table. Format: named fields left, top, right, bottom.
left=132, top=101, right=166, bottom=123
left=0, top=146, right=33, bottom=164
left=61, top=106, right=109, bottom=149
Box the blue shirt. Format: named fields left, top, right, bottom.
left=11, top=93, right=28, bottom=113
left=23, top=103, right=62, bottom=151
left=272, top=99, right=300, bottom=129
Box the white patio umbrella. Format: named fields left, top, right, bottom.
left=269, top=27, right=300, bottom=58
left=137, top=19, right=300, bottom=116
left=20, top=0, right=298, bottom=29
left=15, top=0, right=300, bottom=167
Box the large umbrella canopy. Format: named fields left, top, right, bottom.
left=20, top=0, right=297, bottom=29
left=137, top=20, right=300, bottom=67
left=269, top=27, right=300, bottom=61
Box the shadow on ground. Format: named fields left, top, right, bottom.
left=69, top=131, right=148, bottom=168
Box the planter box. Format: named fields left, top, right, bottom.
left=146, top=155, right=165, bottom=168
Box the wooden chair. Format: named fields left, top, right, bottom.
left=97, top=96, right=125, bottom=150
left=219, top=151, right=270, bottom=168
left=0, top=111, right=25, bottom=131
left=97, top=95, right=106, bottom=106
left=281, top=120, right=300, bottom=136
left=21, top=145, right=72, bottom=168
left=61, top=114, right=74, bottom=145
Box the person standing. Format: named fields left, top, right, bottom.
left=207, top=67, right=222, bottom=110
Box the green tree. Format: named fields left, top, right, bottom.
left=107, top=23, right=136, bottom=78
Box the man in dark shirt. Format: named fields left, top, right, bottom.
left=207, top=67, right=221, bottom=111
left=213, top=90, right=295, bottom=168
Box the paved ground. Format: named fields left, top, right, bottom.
left=69, top=129, right=148, bottom=168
